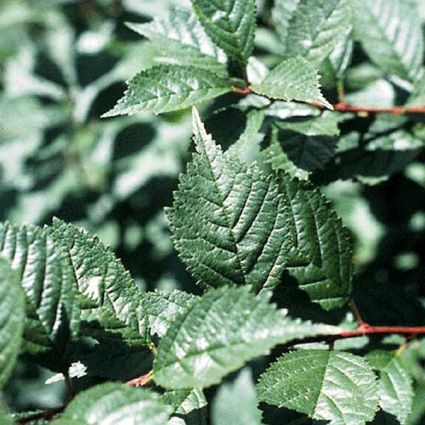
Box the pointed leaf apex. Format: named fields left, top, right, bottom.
left=192, top=107, right=214, bottom=154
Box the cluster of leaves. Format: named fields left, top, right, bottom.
left=0, top=0, right=424, bottom=424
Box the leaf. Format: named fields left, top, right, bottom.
left=368, top=352, right=414, bottom=424
left=408, top=74, right=425, bottom=106
left=272, top=114, right=341, bottom=171
left=162, top=389, right=207, bottom=415
left=168, top=109, right=353, bottom=309
left=251, top=57, right=332, bottom=109
left=0, top=259, right=25, bottom=387
left=81, top=343, right=152, bottom=381
left=143, top=290, right=198, bottom=338
left=275, top=0, right=352, bottom=66
left=104, top=65, right=231, bottom=117
left=272, top=0, right=301, bottom=45
left=257, top=350, right=379, bottom=425
left=0, top=222, right=80, bottom=371
left=0, top=406, right=14, bottom=425
left=153, top=286, right=340, bottom=389
left=54, top=383, right=173, bottom=425
left=211, top=368, right=262, bottom=425
left=275, top=173, right=353, bottom=309
left=354, top=0, right=424, bottom=82
left=127, top=7, right=227, bottom=76
left=48, top=219, right=149, bottom=345
left=168, top=108, right=290, bottom=291
left=191, top=0, right=256, bottom=64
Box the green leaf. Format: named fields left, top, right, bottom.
left=0, top=259, right=25, bottom=388
left=168, top=109, right=353, bottom=309
left=162, top=389, right=207, bottom=415
left=211, top=368, right=262, bottom=425
left=153, top=286, right=339, bottom=389
left=368, top=352, right=414, bottom=425
left=143, top=290, right=198, bottom=338
left=354, top=0, right=424, bottom=82
left=251, top=58, right=332, bottom=109
left=271, top=114, right=341, bottom=171
left=104, top=65, right=231, bottom=117
left=275, top=173, right=353, bottom=309
left=273, top=114, right=341, bottom=137
left=55, top=383, right=172, bottom=425
left=408, top=74, right=425, bottom=106
left=0, top=406, right=14, bottom=425
left=191, top=0, right=256, bottom=64
left=81, top=342, right=152, bottom=381
left=0, top=223, right=80, bottom=370
left=127, top=7, right=227, bottom=76
left=275, top=0, right=352, bottom=66
left=257, top=350, right=379, bottom=425
left=272, top=0, right=301, bottom=46
left=48, top=219, right=149, bottom=345
left=261, top=127, right=310, bottom=180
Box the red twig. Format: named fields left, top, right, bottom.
left=340, top=326, right=425, bottom=338
left=349, top=300, right=367, bottom=327
left=232, top=86, right=254, bottom=95
left=231, top=86, right=425, bottom=115
left=126, top=370, right=153, bottom=387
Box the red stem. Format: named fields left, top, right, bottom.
left=340, top=325, right=425, bottom=338
left=231, top=87, right=425, bottom=115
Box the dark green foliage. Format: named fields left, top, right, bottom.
left=0, top=0, right=424, bottom=424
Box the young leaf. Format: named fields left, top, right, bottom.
left=104, top=65, right=231, bottom=117
left=55, top=383, right=173, bottom=425
left=257, top=350, right=379, bottom=425
left=153, top=286, right=340, bottom=389
left=191, top=0, right=256, bottom=65
left=0, top=258, right=25, bottom=387
left=0, top=223, right=80, bottom=371
left=251, top=57, right=332, bottom=109
left=211, top=368, right=262, bottom=425
left=168, top=109, right=353, bottom=309
left=354, top=0, right=424, bottom=82
left=275, top=0, right=352, bottom=66
left=48, top=219, right=149, bottom=345
left=127, top=7, right=227, bottom=76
